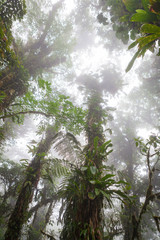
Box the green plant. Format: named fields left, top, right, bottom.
left=122, top=0, right=160, bottom=71
left=59, top=139, right=131, bottom=240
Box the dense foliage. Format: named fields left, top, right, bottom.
left=0, top=0, right=160, bottom=240
left=99, top=0, right=160, bottom=71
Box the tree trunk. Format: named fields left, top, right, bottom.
left=28, top=186, right=56, bottom=240
left=122, top=140, right=141, bottom=240
left=61, top=78, right=105, bottom=240
left=4, top=126, right=58, bottom=240
left=77, top=89, right=104, bottom=239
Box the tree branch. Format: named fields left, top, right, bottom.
left=25, top=0, right=64, bottom=52
left=29, top=196, right=57, bottom=216
left=0, top=111, right=53, bottom=120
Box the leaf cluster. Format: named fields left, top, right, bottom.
left=135, top=134, right=160, bottom=156
left=86, top=137, right=113, bottom=160
left=120, top=0, right=160, bottom=71
left=1, top=83, right=86, bottom=134
left=0, top=0, right=26, bottom=68
left=100, top=0, right=160, bottom=71
left=126, top=22, right=160, bottom=72
left=99, top=0, right=141, bottom=44
left=59, top=161, right=131, bottom=215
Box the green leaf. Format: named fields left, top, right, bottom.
left=131, top=12, right=156, bottom=22
left=100, top=190, right=113, bottom=206
left=116, top=180, right=128, bottom=185
left=154, top=142, right=157, bottom=148
left=106, top=149, right=113, bottom=155
left=105, top=179, right=117, bottom=185
left=38, top=78, right=45, bottom=89
left=114, top=190, right=131, bottom=202
left=142, top=147, right=147, bottom=153
left=100, top=190, right=110, bottom=199
left=24, top=181, right=32, bottom=187
left=0, top=91, right=6, bottom=101
left=101, top=174, right=115, bottom=181
left=122, top=0, right=138, bottom=12
left=37, top=152, right=46, bottom=157
left=88, top=192, right=96, bottom=200
left=95, top=188, right=100, bottom=196
left=128, top=40, right=138, bottom=50
left=141, top=24, right=160, bottom=33
left=140, top=42, right=153, bottom=57
left=90, top=166, right=97, bottom=175
left=20, top=158, right=29, bottom=163
left=137, top=33, right=160, bottom=48
left=43, top=173, right=53, bottom=184
left=126, top=50, right=140, bottom=72
left=136, top=9, right=147, bottom=14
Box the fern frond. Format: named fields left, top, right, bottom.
left=54, top=132, right=84, bottom=166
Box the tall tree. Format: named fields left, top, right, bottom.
left=4, top=125, right=58, bottom=240
left=0, top=0, right=71, bottom=113
left=60, top=74, right=128, bottom=240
